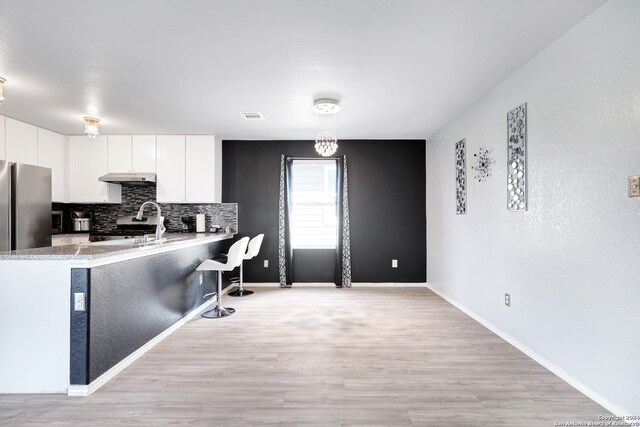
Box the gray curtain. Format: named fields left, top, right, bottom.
left=335, top=155, right=352, bottom=287
left=278, top=155, right=293, bottom=287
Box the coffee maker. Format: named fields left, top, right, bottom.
left=180, top=216, right=196, bottom=233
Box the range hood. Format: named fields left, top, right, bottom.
left=98, top=172, right=156, bottom=186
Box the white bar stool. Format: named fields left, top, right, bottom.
left=197, top=237, right=249, bottom=319
left=229, top=234, right=264, bottom=297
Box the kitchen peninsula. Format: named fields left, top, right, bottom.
left=0, top=233, right=233, bottom=396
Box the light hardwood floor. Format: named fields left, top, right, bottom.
left=0, top=286, right=608, bottom=426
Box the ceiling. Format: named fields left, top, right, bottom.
left=0, top=0, right=606, bottom=140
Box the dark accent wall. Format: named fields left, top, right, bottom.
left=223, top=140, right=426, bottom=283
left=70, top=239, right=232, bottom=384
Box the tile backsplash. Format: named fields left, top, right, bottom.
left=53, top=184, right=237, bottom=233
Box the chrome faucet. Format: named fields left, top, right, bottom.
left=136, top=201, right=166, bottom=241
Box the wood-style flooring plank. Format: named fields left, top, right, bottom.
left=0, top=286, right=608, bottom=426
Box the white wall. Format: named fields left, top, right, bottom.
left=0, top=261, right=71, bottom=393
left=426, top=0, right=640, bottom=416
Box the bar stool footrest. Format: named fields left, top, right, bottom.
left=201, top=306, right=236, bottom=318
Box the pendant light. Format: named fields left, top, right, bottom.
left=83, top=117, right=100, bottom=139
left=0, top=77, right=6, bottom=105
left=313, top=98, right=340, bottom=156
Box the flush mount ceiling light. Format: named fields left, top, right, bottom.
left=83, top=116, right=100, bottom=139
left=0, top=77, right=6, bottom=105
left=313, top=98, right=340, bottom=157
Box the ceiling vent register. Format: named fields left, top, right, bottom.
left=240, top=112, right=264, bottom=120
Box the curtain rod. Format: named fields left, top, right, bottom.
left=286, top=156, right=341, bottom=160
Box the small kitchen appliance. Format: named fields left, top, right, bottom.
left=181, top=216, right=196, bottom=233
left=52, top=210, right=64, bottom=234
left=71, top=211, right=93, bottom=232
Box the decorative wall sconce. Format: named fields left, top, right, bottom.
left=471, top=147, right=495, bottom=182
left=507, top=103, right=527, bottom=211
left=455, top=139, right=467, bottom=215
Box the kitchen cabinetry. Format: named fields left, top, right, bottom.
left=68, top=136, right=121, bottom=203
left=107, top=135, right=156, bottom=173
left=107, top=135, right=132, bottom=172
left=156, top=135, right=186, bottom=202
left=5, top=118, right=38, bottom=165
left=185, top=135, right=218, bottom=203
left=132, top=135, right=156, bottom=172
left=37, top=128, right=66, bottom=202
left=156, top=135, right=219, bottom=203
left=0, top=116, right=5, bottom=160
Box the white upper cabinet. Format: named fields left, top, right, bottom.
left=107, top=135, right=133, bottom=172
left=107, top=135, right=156, bottom=173
left=186, top=135, right=218, bottom=203
left=157, top=135, right=219, bottom=204
left=68, top=136, right=121, bottom=203
left=5, top=118, right=38, bottom=165
left=156, top=135, right=186, bottom=203
left=132, top=135, right=156, bottom=172
left=37, top=128, right=66, bottom=202
left=0, top=116, right=5, bottom=160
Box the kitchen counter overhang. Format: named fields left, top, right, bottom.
left=0, top=232, right=234, bottom=264
left=0, top=233, right=235, bottom=395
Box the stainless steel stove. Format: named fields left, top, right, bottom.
left=88, top=215, right=161, bottom=242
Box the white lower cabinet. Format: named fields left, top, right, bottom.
left=68, top=136, right=121, bottom=203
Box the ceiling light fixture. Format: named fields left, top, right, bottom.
left=0, top=77, right=6, bottom=105
left=83, top=116, right=100, bottom=139
left=313, top=98, right=340, bottom=157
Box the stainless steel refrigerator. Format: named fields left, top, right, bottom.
left=0, top=160, right=52, bottom=251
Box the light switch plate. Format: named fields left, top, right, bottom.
left=629, top=176, right=640, bottom=197
left=264, top=260, right=269, bottom=268
left=392, top=259, right=398, bottom=268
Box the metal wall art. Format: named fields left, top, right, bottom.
left=471, top=147, right=495, bottom=183
left=455, top=139, right=467, bottom=214
left=507, top=103, right=527, bottom=211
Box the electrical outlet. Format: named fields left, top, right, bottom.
left=199, top=272, right=203, bottom=285
left=504, top=293, right=511, bottom=307
left=74, top=293, right=86, bottom=312
left=264, top=260, right=269, bottom=268
left=392, top=259, right=398, bottom=268
left=629, top=176, right=640, bottom=197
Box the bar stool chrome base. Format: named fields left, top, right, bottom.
left=228, top=288, right=253, bottom=297
left=228, top=265, right=253, bottom=297
left=201, top=306, right=236, bottom=318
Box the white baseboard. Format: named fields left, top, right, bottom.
left=67, top=297, right=217, bottom=397
left=425, top=283, right=632, bottom=419
left=245, top=282, right=428, bottom=288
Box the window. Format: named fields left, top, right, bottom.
left=290, top=159, right=337, bottom=249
